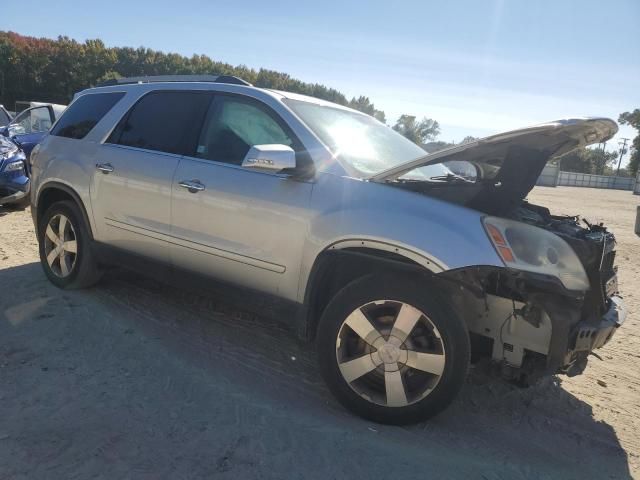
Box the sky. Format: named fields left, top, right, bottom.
left=4, top=0, right=639, bottom=165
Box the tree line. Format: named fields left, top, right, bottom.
left=0, top=31, right=386, bottom=121
left=0, top=31, right=636, bottom=176
left=619, top=110, right=640, bottom=177
left=554, top=110, right=640, bottom=178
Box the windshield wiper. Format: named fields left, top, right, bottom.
left=429, top=173, right=470, bottom=183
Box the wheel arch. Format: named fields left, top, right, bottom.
left=298, top=241, right=448, bottom=341
left=35, top=182, right=94, bottom=240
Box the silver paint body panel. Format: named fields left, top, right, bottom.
left=31, top=81, right=504, bottom=304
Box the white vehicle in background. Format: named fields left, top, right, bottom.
left=13, top=101, right=66, bottom=117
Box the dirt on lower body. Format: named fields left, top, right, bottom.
left=0, top=186, right=638, bottom=479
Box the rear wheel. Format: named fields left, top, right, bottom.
left=38, top=200, right=102, bottom=289
left=316, top=273, right=469, bottom=424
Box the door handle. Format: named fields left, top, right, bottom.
left=96, top=163, right=114, bottom=174
left=178, top=179, right=206, bottom=193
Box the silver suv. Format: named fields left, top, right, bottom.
left=30, top=75, right=627, bottom=424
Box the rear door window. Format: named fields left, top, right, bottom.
left=51, top=92, right=124, bottom=139
left=108, top=91, right=211, bottom=155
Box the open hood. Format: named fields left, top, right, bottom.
left=369, top=118, right=618, bottom=214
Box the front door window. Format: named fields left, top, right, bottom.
left=196, top=96, right=294, bottom=165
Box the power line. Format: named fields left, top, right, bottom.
left=616, top=138, right=630, bottom=176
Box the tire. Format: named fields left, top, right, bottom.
left=316, top=273, right=470, bottom=425
left=38, top=200, right=102, bottom=289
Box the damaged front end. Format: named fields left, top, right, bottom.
left=374, top=117, right=626, bottom=384
left=442, top=202, right=626, bottom=384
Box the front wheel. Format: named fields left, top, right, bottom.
left=316, top=273, right=470, bottom=424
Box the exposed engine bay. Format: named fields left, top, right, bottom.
left=508, top=201, right=618, bottom=317
left=388, top=178, right=623, bottom=384
left=443, top=199, right=622, bottom=385
left=374, top=118, right=626, bottom=385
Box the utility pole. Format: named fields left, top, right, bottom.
left=616, top=138, right=630, bottom=176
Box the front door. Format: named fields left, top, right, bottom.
left=91, top=90, right=211, bottom=261
left=170, top=94, right=313, bottom=299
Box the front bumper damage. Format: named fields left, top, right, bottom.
left=560, top=295, right=626, bottom=376
left=445, top=267, right=627, bottom=384
left=0, top=150, right=30, bottom=206
left=0, top=173, right=29, bottom=205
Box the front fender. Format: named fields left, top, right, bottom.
left=297, top=173, right=503, bottom=302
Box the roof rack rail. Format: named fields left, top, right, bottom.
left=96, top=75, right=252, bottom=87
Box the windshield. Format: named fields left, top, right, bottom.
left=286, top=99, right=451, bottom=178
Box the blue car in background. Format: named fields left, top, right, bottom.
left=1, top=103, right=66, bottom=159
left=0, top=135, right=29, bottom=208
left=0, top=103, right=66, bottom=208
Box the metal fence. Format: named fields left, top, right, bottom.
left=536, top=164, right=560, bottom=187
left=536, top=167, right=637, bottom=191
left=558, top=172, right=635, bottom=190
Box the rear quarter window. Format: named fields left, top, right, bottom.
left=51, top=92, right=125, bottom=139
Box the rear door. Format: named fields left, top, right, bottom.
left=170, top=93, right=313, bottom=299
left=91, top=90, right=211, bottom=262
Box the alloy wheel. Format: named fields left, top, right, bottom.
left=335, top=300, right=446, bottom=407
left=43, top=213, right=78, bottom=278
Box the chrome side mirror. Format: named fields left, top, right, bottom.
left=241, top=144, right=296, bottom=173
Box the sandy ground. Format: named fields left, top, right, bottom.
left=0, top=186, right=638, bottom=479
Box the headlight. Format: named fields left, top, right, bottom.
left=3, top=160, right=25, bottom=172
left=482, top=216, right=589, bottom=291
left=0, top=146, right=18, bottom=160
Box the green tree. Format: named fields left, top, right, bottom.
left=348, top=96, right=386, bottom=123
left=423, top=140, right=454, bottom=153
left=618, top=109, right=640, bottom=176
left=373, top=110, right=386, bottom=124
left=0, top=31, right=387, bottom=122
left=392, top=115, right=440, bottom=145
left=558, top=147, right=618, bottom=174
left=593, top=149, right=620, bottom=175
